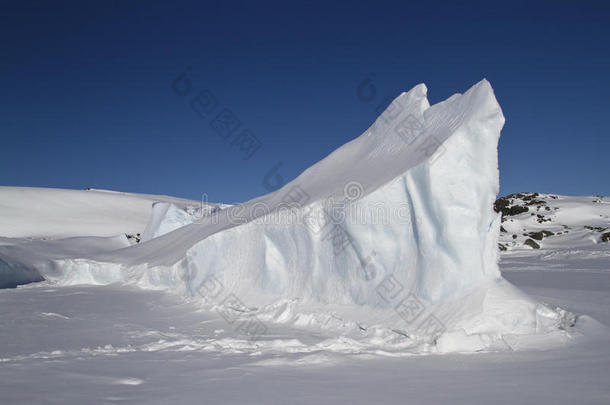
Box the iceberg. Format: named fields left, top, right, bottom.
left=16, top=80, right=573, bottom=352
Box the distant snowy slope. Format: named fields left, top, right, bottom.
left=496, top=193, right=610, bottom=277
left=0, top=187, right=202, bottom=239
left=0, top=187, right=218, bottom=288
left=496, top=193, right=610, bottom=251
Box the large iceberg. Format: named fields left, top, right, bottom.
left=22, top=80, right=573, bottom=352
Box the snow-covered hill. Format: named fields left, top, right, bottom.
left=0, top=187, right=213, bottom=288
left=496, top=192, right=610, bottom=251
left=0, top=186, right=203, bottom=239
left=495, top=192, right=610, bottom=284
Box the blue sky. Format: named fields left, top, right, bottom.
left=1, top=0, right=608, bottom=203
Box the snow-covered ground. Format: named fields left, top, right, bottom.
left=0, top=256, right=608, bottom=404
left=1, top=80, right=609, bottom=403
left=1, top=191, right=609, bottom=403
left=1, top=195, right=608, bottom=403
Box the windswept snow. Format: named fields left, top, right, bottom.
left=1, top=275, right=609, bottom=404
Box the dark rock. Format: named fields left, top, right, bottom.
left=526, top=199, right=545, bottom=206
left=508, top=205, right=529, bottom=216
left=493, top=197, right=510, bottom=214
left=524, top=238, right=540, bottom=249
left=494, top=195, right=529, bottom=217
left=527, top=231, right=545, bottom=241
left=585, top=226, right=607, bottom=232
left=125, top=233, right=142, bottom=243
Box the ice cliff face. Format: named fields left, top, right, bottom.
left=41, top=80, right=572, bottom=350
left=117, top=80, right=503, bottom=302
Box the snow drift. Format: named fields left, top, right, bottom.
left=1, top=80, right=574, bottom=352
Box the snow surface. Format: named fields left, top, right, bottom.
left=1, top=263, right=609, bottom=404
left=3, top=192, right=607, bottom=403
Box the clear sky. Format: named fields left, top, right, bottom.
left=1, top=0, right=608, bottom=203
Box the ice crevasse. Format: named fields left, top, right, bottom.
left=46, top=79, right=574, bottom=352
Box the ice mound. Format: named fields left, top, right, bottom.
left=38, top=79, right=573, bottom=352
left=141, top=202, right=199, bottom=242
